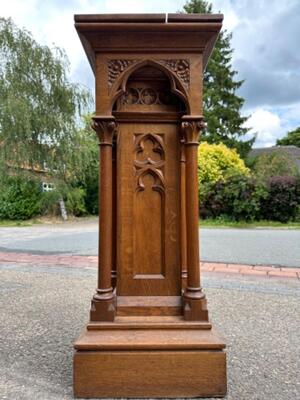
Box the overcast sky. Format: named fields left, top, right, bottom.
left=1, top=0, right=300, bottom=148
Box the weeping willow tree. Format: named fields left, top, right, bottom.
left=0, top=17, right=92, bottom=179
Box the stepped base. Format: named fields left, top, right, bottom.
left=73, top=316, right=227, bottom=398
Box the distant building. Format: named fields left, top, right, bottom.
left=248, top=145, right=300, bottom=171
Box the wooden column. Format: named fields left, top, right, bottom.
left=90, top=116, right=117, bottom=321
left=111, top=134, right=117, bottom=288
left=181, top=116, right=208, bottom=321
left=180, top=137, right=188, bottom=289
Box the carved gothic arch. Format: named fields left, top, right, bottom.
left=109, top=59, right=191, bottom=113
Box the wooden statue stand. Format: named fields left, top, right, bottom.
left=74, top=13, right=226, bottom=398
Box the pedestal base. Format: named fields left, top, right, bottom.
left=73, top=317, right=227, bottom=398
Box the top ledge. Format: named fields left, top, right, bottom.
left=168, top=13, right=223, bottom=23
left=74, top=14, right=166, bottom=23
left=74, top=13, right=223, bottom=24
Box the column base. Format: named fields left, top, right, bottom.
left=90, top=294, right=116, bottom=322
left=73, top=316, right=226, bottom=398
left=183, top=291, right=209, bottom=321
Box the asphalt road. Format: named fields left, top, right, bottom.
left=0, top=219, right=299, bottom=267
left=0, top=261, right=299, bottom=400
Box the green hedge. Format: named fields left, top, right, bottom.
left=200, top=175, right=300, bottom=222
left=261, top=176, right=300, bottom=222
left=0, top=176, right=43, bottom=220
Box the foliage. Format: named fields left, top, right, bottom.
left=0, top=17, right=91, bottom=177
left=200, top=174, right=300, bottom=222
left=183, top=0, right=253, bottom=156
left=276, top=127, right=300, bottom=147
left=65, top=188, right=87, bottom=217
left=261, top=176, right=300, bottom=223
left=0, top=175, right=43, bottom=220
left=40, top=190, right=61, bottom=216
left=198, top=142, right=249, bottom=187
left=251, top=152, right=299, bottom=180
left=200, top=175, right=267, bottom=221
left=200, top=217, right=300, bottom=229
left=68, top=114, right=99, bottom=214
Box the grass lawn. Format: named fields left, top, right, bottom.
left=0, top=219, right=41, bottom=227
left=200, top=218, right=300, bottom=229
left=0, top=215, right=98, bottom=227
left=1, top=216, right=300, bottom=229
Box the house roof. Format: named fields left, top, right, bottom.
left=249, top=145, right=300, bottom=170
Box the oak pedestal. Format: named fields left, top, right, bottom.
left=74, top=13, right=226, bottom=398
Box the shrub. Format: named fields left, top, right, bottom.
left=200, top=175, right=268, bottom=221
left=261, top=176, right=300, bottom=222
left=83, top=175, right=98, bottom=215
left=251, top=152, right=299, bottom=180
left=65, top=187, right=87, bottom=216
left=198, top=142, right=249, bottom=187
left=0, top=176, right=43, bottom=220
left=40, top=190, right=61, bottom=216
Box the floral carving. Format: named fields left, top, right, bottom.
left=124, top=88, right=139, bottom=104
left=141, top=88, right=157, bottom=105
left=92, top=117, right=118, bottom=144
left=158, top=59, right=190, bottom=89
left=107, top=59, right=137, bottom=89
left=181, top=118, right=205, bottom=144
left=108, top=59, right=190, bottom=91
left=121, top=87, right=177, bottom=106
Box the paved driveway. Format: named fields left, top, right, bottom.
left=0, top=220, right=299, bottom=267
left=0, top=261, right=299, bottom=400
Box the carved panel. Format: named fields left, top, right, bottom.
left=121, top=87, right=177, bottom=106
left=134, top=133, right=165, bottom=188
left=108, top=59, right=190, bottom=92
left=133, top=133, right=165, bottom=278
left=108, top=59, right=137, bottom=89
left=117, top=123, right=180, bottom=296
left=158, top=59, right=190, bottom=89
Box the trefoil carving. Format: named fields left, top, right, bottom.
left=133, top=133, right=165, bottom=192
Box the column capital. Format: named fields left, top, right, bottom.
left=181, top=115, right=205, bottom=145
left=92, top=116, right=118, bottom=145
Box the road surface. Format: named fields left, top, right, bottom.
left=0, top=219, right=299, bottom=267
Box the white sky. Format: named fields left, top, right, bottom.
left=1, top=0, right=300, bottom=148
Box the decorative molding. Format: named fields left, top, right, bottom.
left=158, top=59, right=190, bottom=89
left=133, top=133, right=165, bottom=192
left=107, top=59, right=137, bottom=89
left=92, top=117, right=118, bottom=145
left=121, top=87, right=177, bottom=106
left=108, top=59, right=190, bottom=92
left=181, top=118, right=205, bottom=145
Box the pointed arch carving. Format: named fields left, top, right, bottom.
left=133, top=133, right=165, bottom=193
left=135, top=168, right=165, bottom=193
left=108, top=59, right=190, bottom=113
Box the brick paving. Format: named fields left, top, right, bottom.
left=0, top=251, right=299, bottom=280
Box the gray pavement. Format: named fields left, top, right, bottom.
left=0, top=262, right=299, bottom=400
left=0, top=219, right=300, bottom=267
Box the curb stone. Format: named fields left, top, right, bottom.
left=0, top=251, right=299, bottom=280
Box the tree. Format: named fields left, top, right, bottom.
left=69, top=114, right=99, bottom=214
left=276, top=127, right=300, bottom=148
left=0, top=17, right=92, bottom=178
left=252, top=152, right=299, bottom=180
left=183, top=0, right=253, bottom=156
